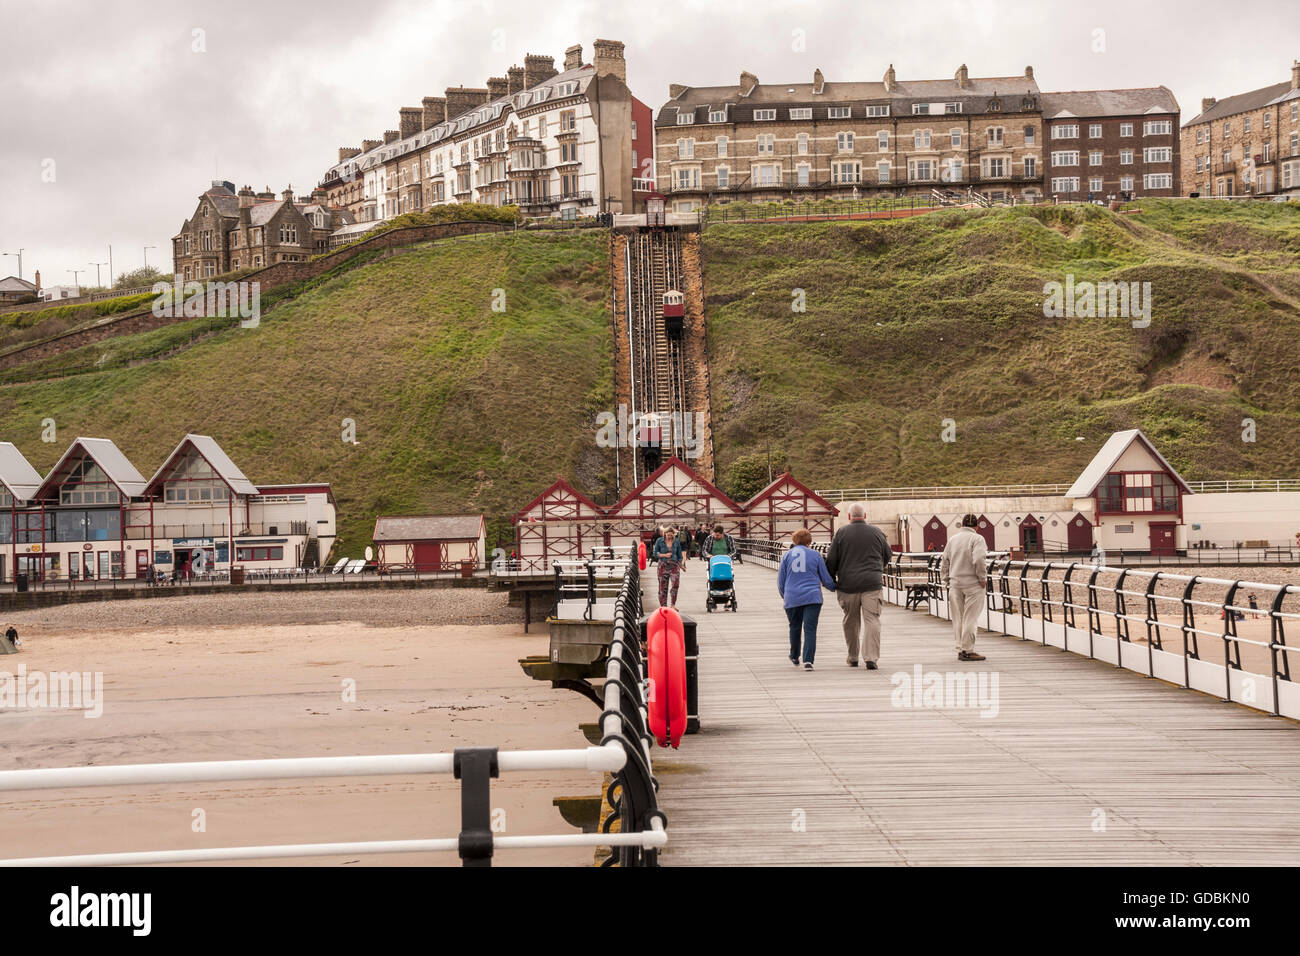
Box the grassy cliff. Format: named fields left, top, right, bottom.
left=702, top=199, right=1300, bottom=494
left=0, top=232, right=613, bottom=554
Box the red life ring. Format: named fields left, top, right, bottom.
left=646, top=606, right=687, bottom=748
left=637, top=540, right=647, bottom=570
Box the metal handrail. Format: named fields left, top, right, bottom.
left=0, top=548, right=666, bottom=867
left=815, top=478, right=1300, bottom=501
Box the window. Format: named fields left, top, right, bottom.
left=788, top=108, right=811, bottom=121
left=708, top=109, right=727, bottom=123
left=716, top=136, right=728, bottom=158
left=796, top=163, right=810, bottom=186
left=1144, top=147, right=1172, bottom=163
left=1263, top=112, right=1270, bottom=129
left=877, top=131, right=889, bottom=151
left=1224, top=121, right=1231, bottom=136
left=1196, top=128, right=1204, bottom=145
left=716, top=166, right=729, bottom=188
left=1293, top=103, right=1299, bottom=123
left=1052, top=151, right=1080, bottom=166
left=908, top=159, right=936, bottom=182
left=796, top=133, right=808, bottom=155
left=876, top=160, right=891, bottom=183
left=831, top=160, right=860, bottom=183
left=1196, top=156, right=1205, bottom=173
left=946, top=158, right=964, bottom=182
left=754, top=109, right=776, bottom=121
left=943, top=102, right=962, bottom=114
left=754, top=163, right=779, bottom=186
left=673, top=167, right=700, bottom=189
left=912, top=103, right=930, bottom=114
left=677, top=138, right=694, bottom=159
left=950, top=128, right=962, bottom=148
left=828, top=106, right=850, bottom=119
left=1120, top=149, right=1134, bottom=165
left=1144, top=173, right=1173, bottom=189
left=757, top=133, right=775, bottom=154
left=1052, top=124, right=1078, bottom=139
left=1051, top=177, right=1080, bottom=193
left=1089, top=124, right=1102, bottom=138
left=1089, top=150, right=1103, bottom=166
left=1244, top=116, right=1251, bottom=133
left=1089, top=177, right=1102, bottom=192
left=1144, top=119, right=1173, bottom=136
left=865, top=104, right=889, bottom=117
left=1099, top=475, right=1124, bottom=513
left=987, top=126, right=1003, bottom=145
left=1119, top=123, right=1133, bottom=137
left=837, top=131, right=854, bottom=152
left=236, top=546, right=285, bottom=562
left=560, top=110, right=576, bottom=132
left=1223, top=148, right=1231, bottom=165
left=1120, top=175, right=1134, bottom=192
left=913, top=129, right=931, bottom=148
left=1292, top=132, right=1299, bottom=156
left=982, top=156, right=1006, bottom=179
left=1023, top=156, right=1036, bottom=178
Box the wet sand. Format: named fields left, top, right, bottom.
left=0, top=597, right=596, bottom=866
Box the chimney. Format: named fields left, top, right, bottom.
left=813, top=68, right=825, bottom=94
left=383, top=129, right=400, bottom=144
left=1292, top=60, right=1300, bottom=90
left=281, top=186, right=294, bottom=205
left=34, top=270, right=40, bottom=291
left=883, top=64, right=896, bottom=93
left=311, top=187, right=326, bottom=201
left=362, top=138, right=381, bottom=152
left=523, top=53, right=558, bottom=88
left=1202, top=97, right=1217, bottom=114
left=669, top=83, right=688, bottom=99
left=507, top=66, right=525, bottom=94
left=592, top=39, right=625, bottom=81
left=445, top=86, right=490, bottom=120
left=238, top=185, right=256, bottom=208
left=486, top=76, right=509, bottom=99
left=955, top=64, right=969, bottom=89
left=565, top=44, right=583, bottom=71
left=1025, top=65, right=1034, bottom=80
left=338, top=146, right=362, bottom=163
left=257, top=186, right=275, bottom=201
left=739, top=70, right=759, bottom=95
left=421, top=97, right=447, bottom=130
left=398, top=107, right=423, bottom=138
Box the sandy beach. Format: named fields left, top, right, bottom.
left=0, top=589, right=596, bottom=866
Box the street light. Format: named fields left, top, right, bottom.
left=89, top=261, right=107, bottom=287
left=143, top=245, right=156, bottom=269
left=67, top=269, right=83, bottom=288
left=2, top=249, right=24, bottom=280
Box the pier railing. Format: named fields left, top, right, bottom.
left=0, top=548, right=666, bottom=867
left=734, top=540, right=1300, bottom=720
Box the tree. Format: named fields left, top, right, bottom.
left=114, top=266, right=168, bottom=290
left=721, top=451, right=787, bottom=502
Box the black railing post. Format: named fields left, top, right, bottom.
left=453, top=746, right=499, bottom=867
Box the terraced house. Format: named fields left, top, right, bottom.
left=1041, top=88, right=1180, bottom=201
left=655, top=64, right=1047, bottom=211
left=1180, top=60, right=1300, bottom=198
left=316, top=39, right=654, bottom=225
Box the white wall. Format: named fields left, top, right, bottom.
left=1184, top=492, right=1300, bottom=547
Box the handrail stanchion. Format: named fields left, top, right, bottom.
left=1180, top=576, right=1201, bottom=689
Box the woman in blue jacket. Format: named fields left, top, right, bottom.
left=777, top=528, right=836, bottom=670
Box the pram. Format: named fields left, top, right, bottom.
left=705, top=554, right=738, bottom=612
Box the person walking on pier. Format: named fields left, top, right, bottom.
left=778, top=528, right=836, bottom=670
left=940, top=514, right=989, bottom=661
left=654, top=528, right=684, bottom=608
left=825, top=503, right=893, bottom=669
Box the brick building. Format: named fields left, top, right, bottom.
left=655, top=64, right=1047, bottom=211
left=1180, top=61, right=1300, bottom=198
left=1041, top=88, right=1180, bottom=202
left=171, top=182, right=353, bottom=280
left=317, top=38, right=653, bottom=224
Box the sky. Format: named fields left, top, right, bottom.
left=1, top=0, right=1297, bottom=288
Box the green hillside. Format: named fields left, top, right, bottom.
left=0, top=232, right=613, bottom=553
left=703, top=199, right=1300, bottom=493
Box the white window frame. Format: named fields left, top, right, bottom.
left=754, top=109, right=777, bottom=122
left=1052, top=124, right=1079, bottom=139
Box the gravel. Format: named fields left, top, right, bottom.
left=5, top=586, right=520, bottom=632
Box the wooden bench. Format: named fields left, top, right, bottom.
left=905, top=583, right=939, bottom=610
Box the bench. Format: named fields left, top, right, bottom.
left=905, top=583, right=939, bottom=610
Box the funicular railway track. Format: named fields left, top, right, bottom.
left=625, top=228, right=688, bottom=474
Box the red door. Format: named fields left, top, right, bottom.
left=975, top=515, right=995, bottom=550
left=1149, top=523, right=1176, bottom=557
left=1067, top=514, right=1093, bottom=553
left=922, top=516, right=947, bottom=553
left=1020, top=515, right=1042, bottom=553
left=413, top=541, right=441, bottom=571
left=136, top=550, right=149, bottom=578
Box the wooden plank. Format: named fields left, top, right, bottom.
left=650, top=562, right=1300, bottom=866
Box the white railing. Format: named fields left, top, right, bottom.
left=815, top=478, right=1300, bottom=501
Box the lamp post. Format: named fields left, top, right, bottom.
left=68, top=269, right=83, bottom=289
left=2, top=249, right=23, bottom=280
left=143, top=245, right=156, bottom=269
left=89, top=261, right=107, bottom=287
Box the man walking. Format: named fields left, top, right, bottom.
left=940, top=514, right=988, bottom=661
left=825, top=503, right=893, bottom=669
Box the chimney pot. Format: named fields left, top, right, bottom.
left=507, top=66, right=525, bottom=94
left=564, top=44, right=583, bottom=72
left=739, top=70, right=759, bottom=95
left=1202, top=96, right=1217, bottom=113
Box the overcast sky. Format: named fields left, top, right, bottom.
left=2, top=0, right=1297, bottom=287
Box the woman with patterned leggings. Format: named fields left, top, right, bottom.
left=654, top=528, right=684, bottom=607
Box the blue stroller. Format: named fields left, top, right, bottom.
left=706, top=554, right=738, bottom=612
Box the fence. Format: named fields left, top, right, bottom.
left=703, top=196, right=943, bottom=224
left=734, top=539, right=1300, bottom=720
left=815, top=478, right=1300, bottom=501
left=0, top=548, right=666, bottom=867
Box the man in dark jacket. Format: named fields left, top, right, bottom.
left=825, top=503, right=893, bottom=669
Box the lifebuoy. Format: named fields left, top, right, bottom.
left=638, top=540, right=647, bottom=570
left=646, top=606, right=687, bottom=748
